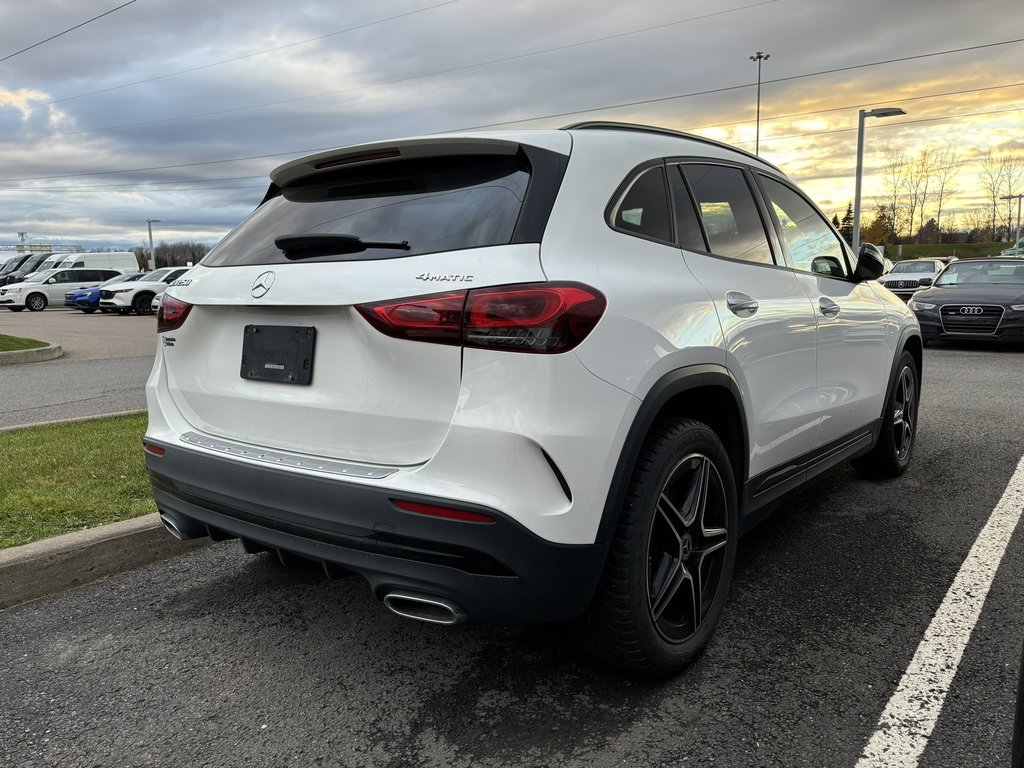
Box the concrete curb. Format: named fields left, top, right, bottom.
left=0, top=513, right=211, bottom=610
left=0, top=343, right=63, bottom=366
left=0, top=408, right=147, bottom=433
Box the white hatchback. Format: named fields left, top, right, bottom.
left=145, top=123, right=922, bottom=673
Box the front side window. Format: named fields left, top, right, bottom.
left=611, top=166, right=672, bottom=242
left=759, top=176, right=847, bottom=277
left=682, top=165, right=773, bottom=265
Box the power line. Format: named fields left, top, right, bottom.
left=455, top=36, right=1024, bottom=131
left=1, top=184, right=265, bottom=194
left=688, top=81, right=1024, bottom=132
left=0, top=175, right=264, bottom=191
left=0, top=0, right=777, bottom=121
left=1, top=36, right=1021, bottom=184
left=0, top=0, right=458, bottom=116
left=0, top=1, right=139, bottom=63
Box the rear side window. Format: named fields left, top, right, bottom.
left=203, top=153, right=533, bottom=266
left=610, top=166, right=672, bottom=242
left=682, top=164, right=774, bottom=265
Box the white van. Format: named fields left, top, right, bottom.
left=56, top=251, right=140, bottom=272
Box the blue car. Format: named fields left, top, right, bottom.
left=65, top=273, right=145, bottom=313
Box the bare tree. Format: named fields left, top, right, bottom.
left=931, top=146, right=961, bottom=242
left=882, top=150, right=908, bottom=241
left=1001, top=152, right=1024, bottom=240
left=979, top=151, right=1006, bottom=240
left=903, top=149, right=934, bottom=242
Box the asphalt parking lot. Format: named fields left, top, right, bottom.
left=0, top=308, right=155, bottom=428
left=1, top=329, right=1023, bottom=766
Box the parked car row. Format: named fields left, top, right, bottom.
left=0, top=261, right=190, bottom=314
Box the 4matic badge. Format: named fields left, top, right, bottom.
left=415, top=272, right=474, bottom=283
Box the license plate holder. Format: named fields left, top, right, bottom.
left=240, top=325, right=316, bottom=385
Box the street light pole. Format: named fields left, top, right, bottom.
left=852, top=107, right=907, bottom=253
left=749, top=51, right=770, bottom=156
left=146, top=218, right=161, bottom=271
left=1000, top=194, right=1023, bottom=250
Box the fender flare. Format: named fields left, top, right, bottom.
left=594, top=364, right=748, bottom=544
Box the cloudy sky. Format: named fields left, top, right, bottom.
left=0, top=0, right=1021, bottom=250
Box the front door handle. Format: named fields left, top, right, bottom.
left=819, top=297, right=841, bottom=318
left=726, top=291, right=759, bottom=317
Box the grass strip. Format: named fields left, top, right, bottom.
left=0, top=413, right=156, bottom=549
left=0, top=333, right=48, bottom=352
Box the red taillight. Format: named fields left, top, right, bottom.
left=157, top=295, right=193, bottom=333
left=143, top=441, right=165, bottom=457
left=392, top=499, right=496, bottom=524
left=355, top=282, right=605, bottom=353
left=356, top=291, right=465, bottom=345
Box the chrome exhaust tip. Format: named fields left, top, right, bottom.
left=158, top=510, right=207, bottom=540
left=383, top=591, right=467, bottom=625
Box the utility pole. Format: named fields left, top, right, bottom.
left=1001, top=194, right=1023, bottom=250
left=146, top=218, right=161, bottom=271
left=749, top=51, right=770, bottom=156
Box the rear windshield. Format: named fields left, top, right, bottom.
left=203, top=153, right=532, bottom=267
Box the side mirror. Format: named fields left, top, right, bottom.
left=918, top=277, right=933, bottom=287
left=810, top=256, right=845, bottom=278
left=45, top=277, right=56, bottom=284
left=852, top=243, right=885, bottom=282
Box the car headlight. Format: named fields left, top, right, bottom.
left=908, top=299, right=936, bottom=311
left=111, top=288, right=134, bottom=294
left=1011, top=304, right=1024, bottom=311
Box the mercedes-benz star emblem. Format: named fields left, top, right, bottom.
left=251, top=271, right=275, bottom=298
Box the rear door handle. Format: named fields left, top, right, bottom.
left=819, top=297, right=841, bottom=318
left=726, top=291, right=759, bottom=317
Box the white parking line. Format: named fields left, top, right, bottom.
left=857, top=454, right=1024, bottom=767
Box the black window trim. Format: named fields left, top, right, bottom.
left=666, top=157, right=782, bottom=269
left=604, top=159, right=677, bottom=247
left=752, top=170, right=855, bottom=281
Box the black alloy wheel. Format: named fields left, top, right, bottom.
left=853, top=349, right=919, bottom=478
left=647, top=453, right=729, bottom=644
left=589, top=418, right=738, bottom=674
left=133, top=293, right=153, bottom=315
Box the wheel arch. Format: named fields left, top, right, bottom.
left=595, top=364, right=748, bottom=544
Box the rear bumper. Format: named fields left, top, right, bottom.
left=146, top=440, right=609, bottom=624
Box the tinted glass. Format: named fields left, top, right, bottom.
left=53, top=271, right=77, bottom=284
left=936, top=261, right=1024, bottom=286
left=77, top=270, right=101, bottom=282
left=668, top=166, right=709, bottom=252
left=682, top=165, right=773, bottom=264
left=890, top=261, right=937, bottom=274
left=203, top=154, right=532, bottom=267
left=612, top=166, right=672, bottom=242
left=759, top=176, right=847, bottom=276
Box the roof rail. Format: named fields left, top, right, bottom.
left=561, top=121, right=783, bottom=174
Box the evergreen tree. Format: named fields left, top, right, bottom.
left=840, top=202, right=854, bottom=245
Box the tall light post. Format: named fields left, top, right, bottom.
left=749, top=51, right=770, bottom=156
left=852, top=107, right=906, bottom=252
left=146, top=218, right=161, bottom=271
left=1000, top=193, right=1023, bottom=249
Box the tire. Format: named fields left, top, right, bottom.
left=132, top=292, right=154, bottom=315
left=588, top=418, right=739, bottom=674
left=81, top=308, right=96, bottom=314
left=26, top=293, right=47, bottom=312
left=853, top=350, right=919, bottom=479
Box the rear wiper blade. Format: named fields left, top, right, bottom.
left=274, top=233, right=410, bottom=259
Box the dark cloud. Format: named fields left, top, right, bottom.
left=0, top=0, right=1021, bottom=247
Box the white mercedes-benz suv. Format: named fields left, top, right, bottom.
left=145, top=122, right=922, bottom=673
